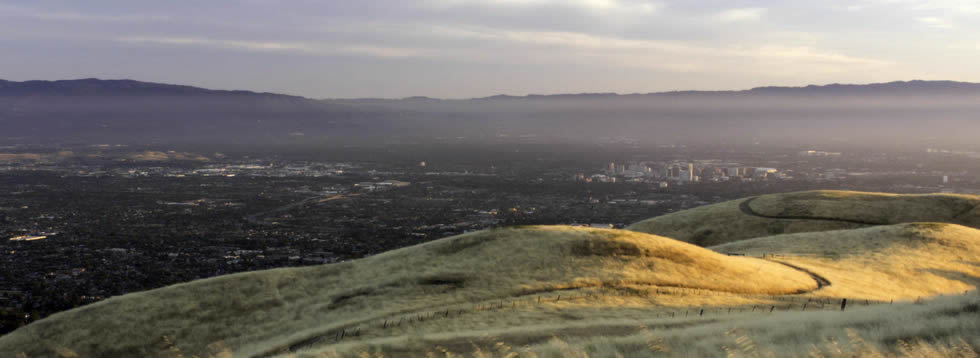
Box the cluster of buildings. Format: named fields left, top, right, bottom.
left=574, top=161, right=786, bottom=185
left=353, top=180, right=411, bottom=192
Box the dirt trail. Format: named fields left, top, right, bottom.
left=738, top=197, right=883, bottom=226
left=766, top=260, right=832, bottom=294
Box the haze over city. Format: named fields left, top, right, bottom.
left=3, top=0, right=980, bottom=98
left=2, top=1, right=980, bottom=357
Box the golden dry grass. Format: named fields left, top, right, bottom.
left=518, top=292, right=980, bottom=358
left=0, top=226, right=815, bottom=357
left=712, top=222, right=980, bottom=300
left=627, top=190, right=980, bottom=246
left=298, top=292, right=980, bottom=357
left=3, top=192, right=978, bottom=357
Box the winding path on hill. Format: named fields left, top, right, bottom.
left=953, top=203, right=979, bottom=221
left=738, top=197, right=884, bottom=226
left=765, top=260, right=832, bottom=294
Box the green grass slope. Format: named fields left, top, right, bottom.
left=0, top=226, right=815, bottom=358
left=627, top=190, right=980, bottom=247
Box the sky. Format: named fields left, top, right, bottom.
left=1, top=0, right=979, bottom=98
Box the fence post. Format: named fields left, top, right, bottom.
left=769, top=306, right=775, bottom=313
left=699, top=309, right=704, bottom=316
left=840, top=298, right=847, bottom=311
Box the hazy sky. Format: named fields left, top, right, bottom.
left=2, top=0, right=979, bottom=98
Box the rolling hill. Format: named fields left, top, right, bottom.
left=0, top=227, right=818, bottom=357
left=711, top=222, right=980, bottom=300
left=1, top=191, right=978, bottom=357
left=627, top=190, right=980, bottom=247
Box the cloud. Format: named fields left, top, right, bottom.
left=918, top=17, right=953, bottom=28
left=367, top=23, right=891, bottom=70
left=423, top=0, right=662, bottom=14
left=713, top=8, right=767, bottom=22
left=864, top=0, right=980, bottom=14
left=112, top=24, right=891, bottom=78
left=115, top=36, right=426, bottom=58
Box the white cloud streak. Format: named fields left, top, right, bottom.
left=115, top=24, right=892, bottom=77
left=918, top=16, right=954, bottom=28
left=713, top=8, right=768, bottom=22
left=423, top=0, right=662, bottom=13
left=115, top=36, right=427, bottom=58
left=863, top=0, right=980, bottom=13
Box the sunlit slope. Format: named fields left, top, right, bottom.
left=627, top=190, right=980, bottom=246
left=712, top=222, right=980, bottom=300
left=299, top=223, right=980, bottom=357
left=0, top=226, right=815, bottom=358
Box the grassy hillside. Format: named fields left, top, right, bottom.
left=301, top=223, right=980, bottom=356
left=0, top=227, right=816, bottom=357
left=627, top=190, right=980, bottom=246
left=712, top=222, right=980, bottom=300
left=2, top=192, right=978, bottom=357
left=300, top=291, right=979, bottom=357
left=510, top=292, right=980, bottom=358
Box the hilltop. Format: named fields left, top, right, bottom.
left=0, top=227, right=817, bottom=357
left=0, top=78, right=305, bottom=99
left=1, top=191, right=978, bottom=357
left=628, top=190, right=980, bottom=247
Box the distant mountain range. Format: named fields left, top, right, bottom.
left=3, top=78, right=979, bottom=101
left=0, top=78, right=391, bottom=145
left=330, top=80, right=980, bottom=103
left=0, top=78, right=304, bottom=99
left=2, top=78, right=979, bottom=147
